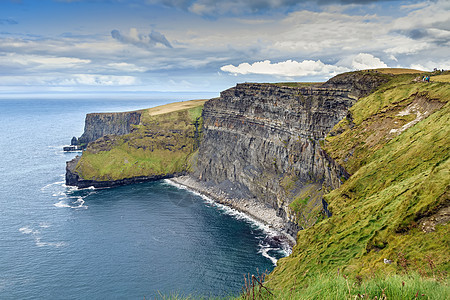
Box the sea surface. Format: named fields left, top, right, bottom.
left=0, top=97, right=288, bottom=299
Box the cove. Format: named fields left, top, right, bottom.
left=0, top=98, right=283, bottom=299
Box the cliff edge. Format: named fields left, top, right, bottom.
left=189, top=72, right=389, bottom=236
left=65, top=99, right=206, bottom=188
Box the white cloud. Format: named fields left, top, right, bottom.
left=385, top=41, right=430, bottom=55
left=1, top=0, right=449, bottom=93
left=111, top=28, right=173, bottom=49
left=0, top=53, right=90, bottom=69
left=107, top=62, right=147, bottom=72
left=221, top=59, right=350, bottom=77
left=0, top=74, right=139, bottom=86
left=410, top=61, right=450, bottom=72
left=60, top=74, right=139, bottom=86
left=351, top=53, right=387, bottom=70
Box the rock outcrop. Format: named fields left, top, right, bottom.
left=66, top=155, right=184, bottom=188
left=65, top=100, right=206, bottom=188
left=78, top=111, right=142, bottom=145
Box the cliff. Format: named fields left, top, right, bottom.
left=267, top=71, right=450, bottom=296
left=192, top=73, right=389, bottom=236
left=64, top=70, right=450, bottom=297
left=65, top=100, right=206, bottom=188
left=78, top=111, right=142, bottom=145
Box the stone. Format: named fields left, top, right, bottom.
left=71, top=136, right=79, bottom=145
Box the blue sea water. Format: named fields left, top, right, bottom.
left=0, top=97, right=287, bottom=299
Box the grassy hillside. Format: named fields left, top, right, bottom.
left=262, top=71, right=449, bottom=298
left=368, top=68, right=424, bottom=75
left=74, top=99, right=206, bottom=181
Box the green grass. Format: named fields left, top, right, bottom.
left=75, top=102, right=205, bottom=181
left=240, top=272, right=449, bottom=300
left=324, top=74, right=449, bottom=174
left=266, top=73, right=450, bottom=292
left=431, top=74, right=450, bottom=83
left=368, top=68, right=424, bottom=75
left=269, top=82, right=323, bottom=88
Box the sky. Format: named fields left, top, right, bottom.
left=0, top=0, right=449, bottom=97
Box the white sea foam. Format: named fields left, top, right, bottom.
left=20, top=225, right=66, bottom=248
left=72, top=196, right=88, bottom=209
left=41, top=180, right=65, bottom=192
left=35, top=238, right=66, bottom=248
left=19, top=226, right=33, bottom=234
left=259, top=244, right=279, bottom=266
left=54, top=201, right=71, bottom=208
left=164, top=179, right=291, bottom=264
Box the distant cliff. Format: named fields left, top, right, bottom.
left=66, top=100, right=206, bottom=188
left=77, top=111, right=142, bottom=145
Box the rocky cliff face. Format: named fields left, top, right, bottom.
left=65, top=100, right=206, bottom=188
left=65, top=72, right=388, bottom=238
left=78, top=111, right=142, bottom=145
left=193, top=73, right=388, bottom=236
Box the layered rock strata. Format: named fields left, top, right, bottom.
left=65, top=72, right=388, bottom=239
left=65, top=100, right=206, bottom=188
left=78, top=111, right=142, bottom=145
left=189, top=74, right=388, bottom=237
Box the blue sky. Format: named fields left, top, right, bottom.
left=0, top=0, right=449, bottom=96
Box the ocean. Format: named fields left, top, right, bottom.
left=0, top=97, right=288, bottom=299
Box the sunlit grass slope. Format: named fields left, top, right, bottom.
left=75, top=99, right=206, bottom=181
left=266, top=72, right=449, bottom=296
left=369, top=68, right=424, bottom=75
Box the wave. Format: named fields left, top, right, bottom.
left=163, top=179, right=291, bottom=265
left=19, top=226, right=34, bottom=235
left=39, top=222, right=51, bottom=228
left=35, top=237, right=66, bottom=248
left=72, top=196, right=87, bottom=209
left=53, top=200, right=71, bottom=208
left=40, top=175, right=93, bottom=209
left=19, top=225, right=66, bottom=248
left=40, top=175, right=65, bottom=192
left=258, top=244, right=279, bottom=266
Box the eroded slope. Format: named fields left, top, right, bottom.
left=267, top=72, right=450, bottom=292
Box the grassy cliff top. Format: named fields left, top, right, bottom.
left=74, top=100, right=205, bottom=181
left=365, top=68, right=424, bottom=74
left=266, top=72, right=449, bottom=296
left=143, top=99, right=208, bottom=117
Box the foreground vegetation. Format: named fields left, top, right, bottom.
left=239, top=270, right=448, bottom=299
left=265, top=70, right=449, bottom=297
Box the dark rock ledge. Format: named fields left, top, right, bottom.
left=65, top=156, right=185, bottom=189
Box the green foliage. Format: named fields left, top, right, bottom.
left=289, top=196, right=310, bottom=213
left=75, top=101, right=205, bottom=181
left=269, top=82, right=323, bottom=87
left=266, top=272, right=449, bottom=300
left=267, top=73, right=450, bottom=292
left=324, top=75, right=449, bottom=174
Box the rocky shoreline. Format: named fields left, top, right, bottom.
left=168, top=175, right=297, bottom=247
